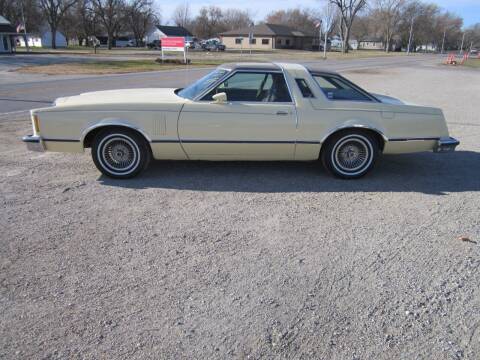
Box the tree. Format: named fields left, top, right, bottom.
left=465, top=23, right=480, bottom=51
left=0, top=0, right=43, bottom=34
left=193, top=6, right=225, bottom=39
left=72, top=0, right=98, bottom=46
left=38, top=0, right=79, bottom=48
left=125, top=0, right=157, bottom=46
left=372, top=0, right=405, bottom=52
left=266, top=8, right=318, bottom=34
left=92, top=0, right=125, bottom=49
left=222, top=9, right=253, bottom=31
left=329, top=0, right=367, bottom=53
left=172, top=3, right=192, bottom=30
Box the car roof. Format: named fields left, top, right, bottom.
left=218, top=62, right=339, bottom=76
left=219, top=62, right=282, bottom=71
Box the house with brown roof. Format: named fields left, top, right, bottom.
left=219, top=23, right=316, bottom=50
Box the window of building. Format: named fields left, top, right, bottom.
left=286, top=39, right=290, bottom=46
left=235, top=38, right=242, bottom=44
left=202, top=72, right=292, bottom=103
left=262, top=39, right=269, bottom=45
left=250, top=38, right=256, bottom=44
left=277, top=39, right=282, bottom=45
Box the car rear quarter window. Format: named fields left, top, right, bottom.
left=295, top=78, right=314, bottom=98
left=313, top=75, right=372, bottom=102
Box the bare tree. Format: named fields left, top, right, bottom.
left=266, top=8, right=318, bottom=34
left=193, top=6, right=225, bottom=39
left=222, top=9, right=253, bottom=31
left=329, top=0, right=367, bottom=53
left=172, top=3, right=192, bottom=29
left=0, top=0, right=43, bottom=34
left=125, top=0, right=157, bottom=46
left=372, top=0, right=405, bottom=52
left=38, top=0, right=79, bottom=48
left=92, top=0, right=124, bottom=49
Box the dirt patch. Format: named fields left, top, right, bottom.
left=14, top=60, right=220, bottom=75
left=1, top=64, right=480, bottom=359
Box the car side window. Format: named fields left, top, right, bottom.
left=202, top=72, right=292, bottom=102
left=295, top=78, right=314, bottom=98
left=313, top=75, right=372, bottom=102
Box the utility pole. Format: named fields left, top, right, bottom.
left=318, top=20, right=322, bottom=53
left=460, top=32, right=465, bottom=54
left=323, top=26, right=328, bottom=59
left=441, top=28, right=446, bottom=54
left=407, top=17, right=414, bottom=55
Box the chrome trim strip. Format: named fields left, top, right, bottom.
left=43, top=138, right=80, bottom=142
left=152, top=139, right=320, bottom=144
left=320, top=124, right=389, bottom=144
left=80, top=122, right=152, bottom=145
left=389, top=137, right=440, bottom=142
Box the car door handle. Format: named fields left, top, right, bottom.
left=276, top=111, right=289, bottom=116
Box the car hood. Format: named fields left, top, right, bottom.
left=54, top=88, right=185, bottom=108
left=371, top=93, right=408, bottom=105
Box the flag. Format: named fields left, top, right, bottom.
left=17, top=23, right=25, bottom=33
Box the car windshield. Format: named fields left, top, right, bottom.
left=177, top=68, right=229, bottom=100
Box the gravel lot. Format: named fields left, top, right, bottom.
left=1, top=63, right=479, bottom=359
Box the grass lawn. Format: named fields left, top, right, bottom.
left=16, top=59, right=224, bottom=75
left=463, top=58, right=480, bottom=68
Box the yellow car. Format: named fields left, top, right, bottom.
left=23, top=62, right=459, bottom=179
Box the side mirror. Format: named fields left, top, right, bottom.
left=212, top=92, right=227, bottom=103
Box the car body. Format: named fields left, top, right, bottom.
left=147, top=40, right=161, bottom=49
left=202, top=40, right=226, bottom=51
left=23, top=62, right=459, bottom=179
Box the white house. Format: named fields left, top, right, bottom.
left=16, top=28, right=67, bottom=48
left=145, top=25, right=193, bottom=44
left=330, top=35, right=358, bottom=50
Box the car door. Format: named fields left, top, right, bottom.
left=178, top=70, right=297, bottom=160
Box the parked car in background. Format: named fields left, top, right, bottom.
left=22, top=62, right=459, bottom=179
left=147, top=40, right=161, bottom=49
left=202, top=39, right=226, bottom=51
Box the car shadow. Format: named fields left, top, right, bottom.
left=99, top=151, right=480, bottom=195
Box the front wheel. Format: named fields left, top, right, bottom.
left=321, top=131, right=379, bottom=179
left=91, top=128, right=151, bottom=179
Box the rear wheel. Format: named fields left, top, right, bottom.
left=321, top=130, right=379, bottom=179
left=91, top=128, right=151, bottom=179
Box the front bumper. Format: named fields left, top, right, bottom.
left=434, top=137, right=460, bottom=153
left=22, top=134, right=45, bottom=152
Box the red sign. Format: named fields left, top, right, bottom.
left=161, top=37, right=185, bottom=51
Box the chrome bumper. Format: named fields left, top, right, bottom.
left=434, top=137, right=459, bottom=153
left=22, top=134, right=45, bottom=152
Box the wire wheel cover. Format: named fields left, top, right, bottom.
left=333, top=135, right=372, bottom=173
left=98, top=134, right=140, bottom=174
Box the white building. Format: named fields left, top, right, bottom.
left=16, top=28, right=67, bottom=48
left=145, top=25, right=193, bottom=44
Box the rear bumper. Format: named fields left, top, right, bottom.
left=22, top=134, right=45, bottom=152
left=434, top=137, right=460, bottom=153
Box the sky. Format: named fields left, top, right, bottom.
left=159, top=0, right=480, bottom=28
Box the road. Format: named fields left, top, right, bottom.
left=0, top=54, right=440, bottom=114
